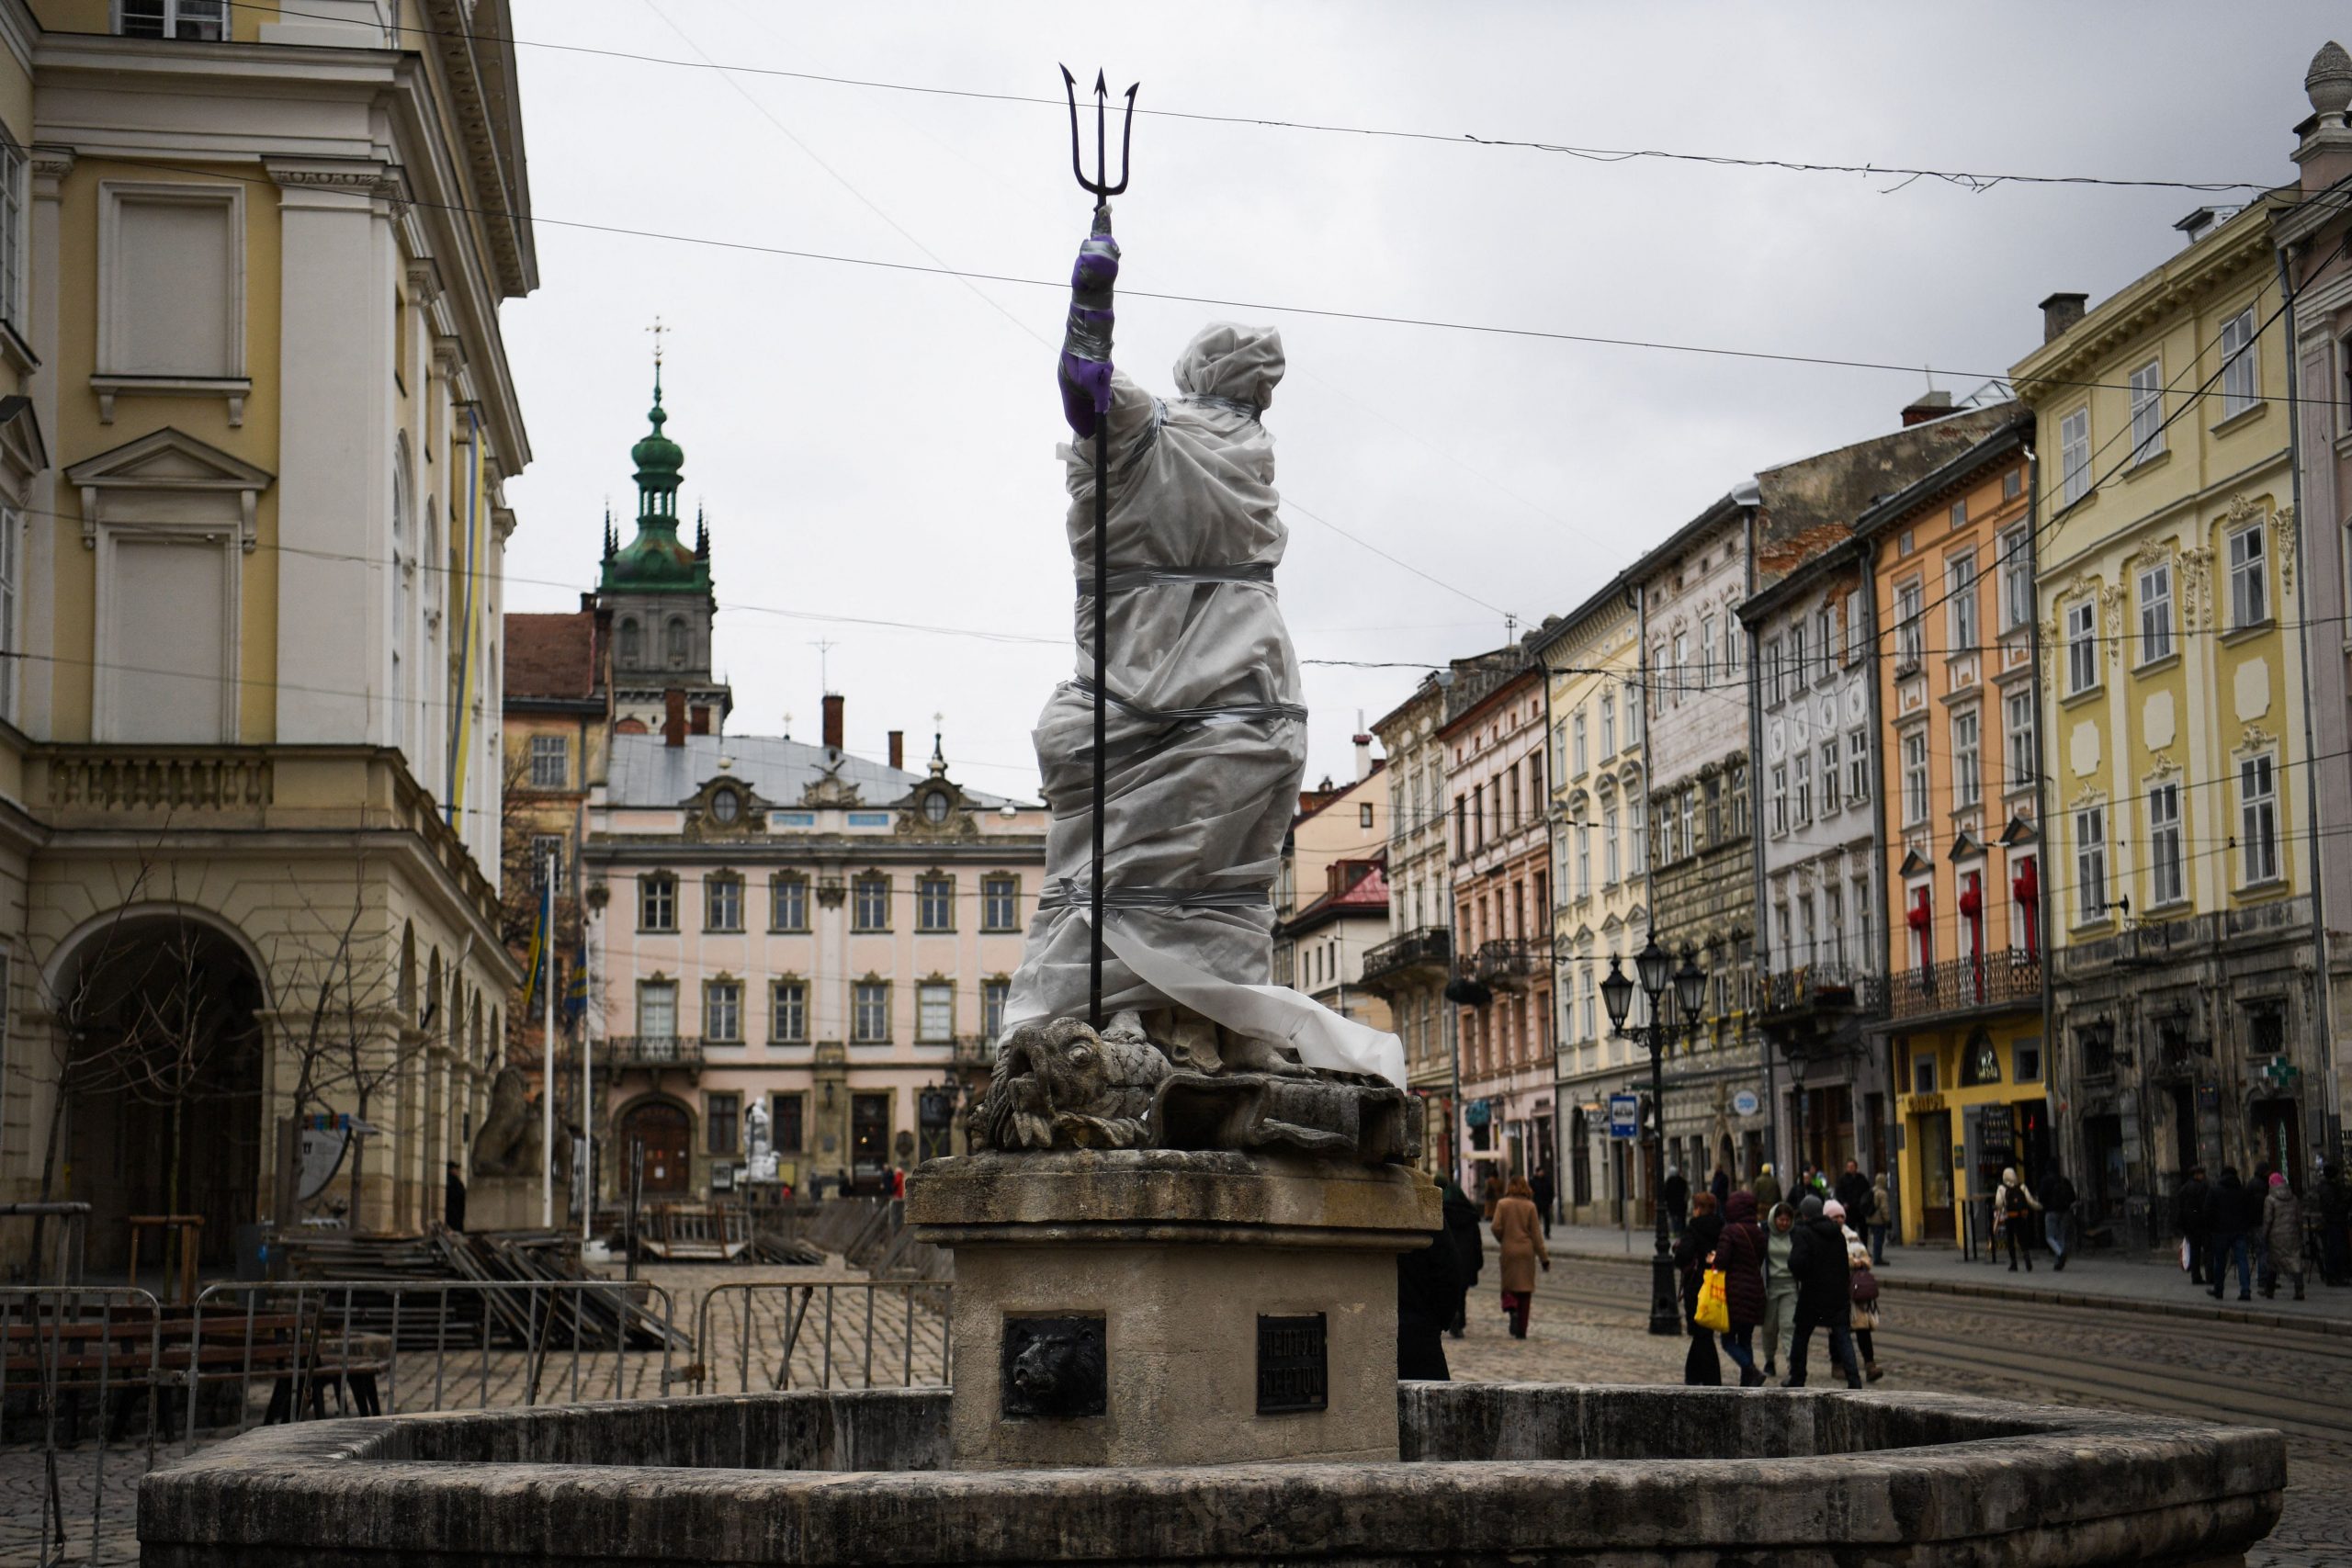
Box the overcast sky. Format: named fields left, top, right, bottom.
left=498, top=2, right=2344, bottom=799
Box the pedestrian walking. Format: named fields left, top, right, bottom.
left=2245, top=1164, right=2275, bottom=1287
left=2259, top=1172, right=2306, bottom=1301
left=2207, top=1167, right=2253, bottom=1302
left=2041, top=1165, right=2077, bottom=1272
left=1711, top=1166, right=1732, bottom=1210
left=1480, top=1169, right=1504, bottom=1223
left=1439, top=1176, right=1483, bottom=1338
left=1663, top=1166, right=1690, bottom=1239
left=1490, top=1176, right=1550, bottom=1338
left=1714, top=1190, right=1769, bottom=1386
left=1752, top=1164, right=1783, bottom=1213
left=1839, top=1204, right=1884, bottom=1382
left=1531, top=1164, right=1556, bottom=1239
left=1758, top=1201, right=1800, bottom=1378
left=1835, top=1158, right=1871, bottom=1220
left=1994, top=1167, right=2041, bottom=1272
left=1396, top=1215, right=1463, bottom=1380
left=1673, top=1190, right=1724, bottom=1385
left=1784, top=1194, right=1861, bottom=1389
left=2176, top=1166, right=2211, bottom=1286
left=1868, top=1170, right=1892, bottom=1265
left=2320, top=1161, right=2351, bottom=1288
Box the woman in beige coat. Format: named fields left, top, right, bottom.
left=1491, top=1176, right=1551, bottom=1338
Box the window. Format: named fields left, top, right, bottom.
left=2245, top=999, right=2287, bottom=1058
left=1724, top=618, right=1742, bottom=675
left=2000, top=527, right=2032, bottom=631
left=2075, top=806, right=2108, bottom=922
left=118, top=0, right=226, bottom=39
left=1825, top=886, right=1845, bottom=967
left=705, top=874, right=742, bottom=932
left=1581, top=965, right=1597, bottom=1041
left=2128, top=357, right=2165, bottom=463
left=1359, top=801, right=1374, bottom=829
left=1947, top=551, right=1977, bottom=655
left=2014, top=1040, right=2042, bottom=1082
left=705, top=979, right=742, bottom=1043
left=1575, top=825, right=1590, bottom=897
left=1698, top=615, right=1716, bottom=678
left=1855, top=876, right=1872, bottom=970
left=2006, top=690, right=2038, bottom=792
left=981, top=874, right=1018, bottom=931
left=917, top=982, right=955, bottom=1043
left=1600, top=694, right=1616, bottom=756
left=1569, top=713, right=1588, bottom=777
left=1847, top=728, right=1871, bottom=806
left=0, top=505, right=17, bottom=723
left=1652, top=644, right=1668, bottom=716
left=2228, top=521, right=2268, bottom=627
left=1902, top=732, right=1928, bottom=826
left=917, top=873, right=955, bottom=932
left=1671, top=631, right=1688, bottom=706
left=1770, top=765, right=1788, bottom=836
left=617, top=617, right=641, bottom=666
left=2065, top=600, right=2098, bottom=694
left=1952, top=709, right=1981, bottom=809
left=1680, top=789, right=1697, bottom=857
left=1765, top=637, right=1784, bottom=705
left=0, top=138, right=21, bottom=329
left=102, top=182, right=244, bottom=380
left=2241, top=753, right=2279, bottom=885
left=1894, top=581, right=1924, bottom=671
left=1602, top=803, right=1621, bottom=885
left=1793, top=752, right=1813, bottom=825
left=528, top=834, right=564, bottom=895
left=637, top=981, right=676, bottom=1042
left=1789, top=624, right=1807, bottom=690
left=1625, top=682, right=1643, bottom=743
left=2220, top=305, right=2259, bottom=420
left=2059, top=406, right=2091, bottom=506
left=771, top=979, right=808, bottom=1043
left=772, top=1093, right=805, bottom=1153
left=1453, top=795, right=1466, bottom=854
left=1821, top=735, right=1841, bottom=814
left=639, top=874, right=677, bottom=931
left=771, top=874, right=809, bottom=932
left=666, top=616, right=689, bottom=667
left=853, top=874, right=890, bottom=931
left=2138, top=561, right=2174, bottom=664
left=707, top=1092, right=741, bottom=1156
left=982, top=979, right=1011, bottom=1046
left=1629, top=795, right=1647, bottom=874
left=1844, top=592, right=1865, bottom=660
left=528, top=734, right=568, bottom=789
left=853, top=981, right=890, bottom=1043
left=1911, top=1051, right=1938, bottom=1097
left=1815, top=609, right=1834, bottom=680
left=2148, top=783, right=2184, bottom=907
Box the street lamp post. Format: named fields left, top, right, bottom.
left=1602, top=936, right=1706, bottom=1337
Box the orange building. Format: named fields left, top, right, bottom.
left=1858, top=408, right=2052, bottom=1245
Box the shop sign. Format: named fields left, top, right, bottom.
left=1909, top=1092, right=1946, bottom=1112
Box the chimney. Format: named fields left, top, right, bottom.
left=1899, top=389, right=1953, bottom=427
left=1353, top=733, right=1374, bottom=782
left=2040, top=291, right=2087, bottom=344
left=822, top=693, right=844, bottom=751
left=662, top=689, right=686, bottom=748
left=888, top=730, right=905, bottom=771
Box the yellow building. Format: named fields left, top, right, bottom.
left=1532, top=578, right=1647, bottom=1223
left=2015, top=194, right=2323, bottom=1247
left=0, top=1, right=532, bottom=1270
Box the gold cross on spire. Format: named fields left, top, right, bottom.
left=647, top=314, right=669, bottom=367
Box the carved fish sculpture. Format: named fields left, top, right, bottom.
left=980, top=1016, right=1170, bottom=1151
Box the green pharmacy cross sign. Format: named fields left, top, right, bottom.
left=2261, top=1055, right=2301, bottom=1090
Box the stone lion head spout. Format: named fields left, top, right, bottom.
left=976, top=1015, right=1167, bottom=1151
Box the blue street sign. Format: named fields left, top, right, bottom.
left=1732, top=1089, right=1760, bottom=1118
left=1608, top=1094, right=1640, bottom=1140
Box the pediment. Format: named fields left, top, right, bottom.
left=66, top=426, right=274, bottom=491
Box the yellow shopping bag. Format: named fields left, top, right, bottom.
left=1694, top=1266, right=1731, bottom=1333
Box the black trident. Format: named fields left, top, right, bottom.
left=1062, top=64, right=1136, bottom=1029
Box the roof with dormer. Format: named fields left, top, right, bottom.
left=605, top=732, right=1021, bottom=810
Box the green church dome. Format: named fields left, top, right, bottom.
left=599, top=363, right=711, bottom=597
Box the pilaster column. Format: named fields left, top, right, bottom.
left=21, top=148, right=72, bottom=739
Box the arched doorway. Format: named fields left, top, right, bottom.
left=55, top=912, right=266, bottom=1271
left=619, top=1100, right=693, bottom=1197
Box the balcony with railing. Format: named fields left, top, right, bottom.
left=1879, top=950, right=2043, bottom=1024
left=598, top=1035, right=707, bottom=1071
left=1758, top=963, right=1871, bottom=1019
left=1473, top=936, right=1551, bottom=992
left=1359, top=926, right=1452, bottom=992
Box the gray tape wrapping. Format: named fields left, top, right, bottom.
left=1004, top=323, right=1405, bottom=1088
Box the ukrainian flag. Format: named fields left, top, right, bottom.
left=524, top=863, right=552, bottom=1016
left=563, top=938, right=588, bottom=1031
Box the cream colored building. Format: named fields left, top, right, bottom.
left=2017, top=192, right=2323, bottom=1242
left=1532, top=577, right=1647, bottom=1224
left=1274, top=758, right=1393, bottom=1037
left=0, top=1, right=531, bottom=1271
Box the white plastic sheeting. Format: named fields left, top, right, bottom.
left=1004, top=324, right=1407, bottom=1089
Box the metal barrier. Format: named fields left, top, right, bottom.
left=180, top=1279, right=684, bottom=1445
left=691, top=1281, right=952, bottom=1394
left=0, top=1285, right=165, bottom=1566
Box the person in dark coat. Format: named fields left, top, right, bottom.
left=1672, top=1191, right=1724, bottom=1384
left=1396, top=1220, right=1463, bottom=1379
left=1439, top=1177, right=1483, bottom=1338
left=1714, top=1190, right=1769, bottom=1386
left=2175, top=1166, right=2211, bottom=1286
left=1530, top=1165, right=1556, bottom=1239
left=2319, top=1161, right=2351, bottom=1287
left=2207, top=1168, right=2252, bottom=1302
left=2041, top=1166, right=2077, bottom=1271
left=1662, top=1167, right=1690, bottom=1238
left=1784, top=1193, right=1860, bottom=1388
left=1834, top=1159, right=1871, bottom=1223
left=1711, top=1167, right=1732, bottom=1210
left=443, top=1162, right=468, bottom=1234
left=2245, top=1164, right=2275, bottom=1287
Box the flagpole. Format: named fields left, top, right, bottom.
left=541, top=843, right=556, bottom=1230
left=580, top=930, right=594, bottom=1247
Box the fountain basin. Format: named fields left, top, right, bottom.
left=138, top=1382, right=2280, bottom=1566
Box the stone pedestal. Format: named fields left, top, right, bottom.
left=906, top=1149, right=1439, bottom=1470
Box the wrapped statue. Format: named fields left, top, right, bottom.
left=983, top=213, right=1413, bottom=1163
left=744, top=1100, right=776, bottom=1182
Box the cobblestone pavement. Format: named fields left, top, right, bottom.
left=1451, top=1254, right=2352, bottom=1568
left=5, top=1255, right=2341, bottom=1564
